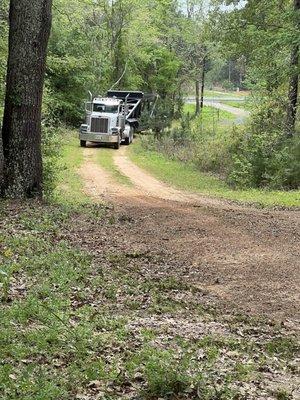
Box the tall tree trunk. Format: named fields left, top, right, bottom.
left=200, top=55, right=206, bottom=110
left=0, top=1, right=8, bottom=186
left=0, top=134, right=3, bottom=186
left=195, top=79, right=200, bottom=115
left=1, top=0, right=52, bottom=198
left=286, top=0, right=300, bottom=137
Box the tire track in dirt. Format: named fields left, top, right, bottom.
left=113, top=146, right=245, bottom=209
left=78, top=144, right=300, bottom=323
left=80, top=145, right=232, bottom=209
left=79, top=146, right=138, bottom=200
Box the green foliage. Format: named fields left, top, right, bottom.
left=228, top=97, right=300, bottom=189
left=42, top=126, right=63, bottom=197
left=210, top=0, right=297, bottom=93
left=1, top=0, right=299, bottom=196
left=131, top=139, right=300, bottom=207
left=151, top=98, right=174, bottom=135
left=0, top=0, right=8, bottom=119
left=44, top=0, right=183, bottom=126
left=143, top=89, right=300, bottom=191
left=205, top=0, right=300, bottom=188
left=171, top=112, right=193, bottom=144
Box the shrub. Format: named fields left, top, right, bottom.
left=228, top=96, right=300, bottom=189
left=42, top=125, right=63, bottom=197
left=139, top=94, right=300, bottom=191
left=193, top=124, right=243, bottom=176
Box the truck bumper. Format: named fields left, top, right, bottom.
left=79, top=133, right=119, bottom=143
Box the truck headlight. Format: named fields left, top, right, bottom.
left=80, top=124, right=88, bottom=134
left=111, top=128, right=119, bottom=135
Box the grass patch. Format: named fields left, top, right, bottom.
left=0, top=203, right=298, bottom=399
left=219, top=100, right=245, bottom=109
left=129, top=141, right=300, bottom=208
left=127, top=347, right=194, bottom=398
left=95, top=146, right=133, bottom=186
left=203, top=89, right=248, bottom=99
left=53, top=132, right=91, bottom=205
left=265, top=337, right=300, bottom=358
left=184, top=104, right=236, bottom=122
left=0, top=204, right=120, bottom=399
left=219, top=100, right=252, bottom=111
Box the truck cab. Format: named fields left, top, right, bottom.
left=79, top=97, right=133, bottom=149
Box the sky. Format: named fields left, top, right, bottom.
left=179, top=0, right=247, bottom=13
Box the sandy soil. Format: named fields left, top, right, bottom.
left=78, top=144, right=300, bottom=325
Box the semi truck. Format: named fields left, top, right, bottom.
left=79, top=90, right=157, bottom=149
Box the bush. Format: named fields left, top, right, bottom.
left=193, top=124, right=243, bottom=176
left=152, top=99, right=174, bottom=137
left=139, top=94, right=300, bottom=191
left=228, top=96, right=300, bottom=189
left=222, top=79, right=236, bottom=91
left=42, top=125, right=63, bottom=197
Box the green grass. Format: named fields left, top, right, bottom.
left=129, top=141, right=300, bottom=208
left=204, top=89, right=249, bottom=99
left=0, top=202, right=298, bottom=399
left=53, top=133, right=91, bottom=205
left=184, top=104, right=236, bottom=121
left=218, top=100, right=252, bottom=111
left=95, top=146, right=133, bottom=186
left=219, top=100, right=245, bottom=109
left=184, top=104, right=236, bottom=122
left=0, top=208, right=109, bottom=399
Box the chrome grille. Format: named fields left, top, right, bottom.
left=91, top=117, right=109, bottom=133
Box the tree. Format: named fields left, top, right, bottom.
left=0, top=0, right=9, bottom=181
left=286, top=0, right=300, bottom=137
left=178, top=0, right=207, bottom=115
left=211, top=0, right=299, bottom=127
left=1, top=0, right=53, bottom=198
left=0, top=0, right=9, bottom=110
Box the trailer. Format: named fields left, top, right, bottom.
left=79, top=90, right=157, bottom=149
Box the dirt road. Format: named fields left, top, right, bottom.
left=79, top=145, right=300, bottom=325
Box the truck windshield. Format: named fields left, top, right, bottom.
left=93, top=103, right=118, bottom=113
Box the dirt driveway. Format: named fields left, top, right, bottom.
left=79, top=145, right=300, bottom=325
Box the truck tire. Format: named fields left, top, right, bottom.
left=124, top=127, right=133, bottom=145
left=80, top=140, right=86, bottom=147
left=130, top=127, right=134, bottom=144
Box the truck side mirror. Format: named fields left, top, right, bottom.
left=85, top=102, right=92, bottom=113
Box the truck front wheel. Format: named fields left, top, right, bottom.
left=80, top=140, right=86, bottom=147
left=124, top=127, right=133, bottom=145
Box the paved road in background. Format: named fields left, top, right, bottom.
left=186, top=96, right=250, bottom=123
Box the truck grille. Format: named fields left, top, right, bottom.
left=91, top=117, right=109, bottom=133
